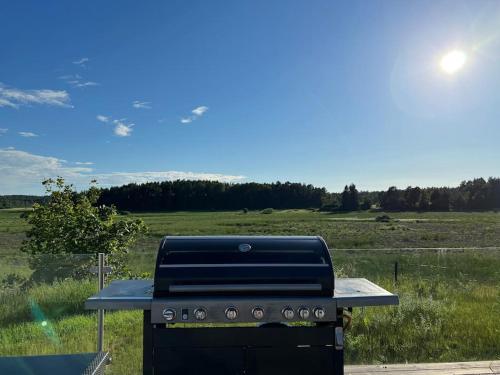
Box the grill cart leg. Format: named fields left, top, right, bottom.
left=97, top=253, right=105, bottom=352
left=143, top=310, right=153, bottom=375
left=334, top=308, right=344, bottom=375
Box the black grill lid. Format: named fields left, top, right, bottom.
left=153, top=236, right=334, bottom=297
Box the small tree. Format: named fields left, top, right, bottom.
left=380, top=186, right=403, bottom=211
left=360, top=198, right=372, bottom=210
left=21, top=178, right=147, bottom=283
left=418, top=191, right=430, bottom=211
left=430, top=189, right=450, bottom=211
left=341, top=185, right=351, bottom=211
left=348, top=184, right=359, bottom=210
left=404, top=186, right=421, bottom=210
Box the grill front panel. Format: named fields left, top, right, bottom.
left=151, top=296, right=337, bottom=324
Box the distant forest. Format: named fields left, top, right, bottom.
left=98, top=177, right=500, bottom=212
left=1, top=177, right=500, bottom=212
left=0, top=195, right=47, bottom=209
left=98, top=181, right=327, bottom=211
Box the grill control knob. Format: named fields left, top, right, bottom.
left=282, top=307, right=295, bottom=320
left=225, top=307, right=238, bottom=320
left=313, top=307, right=326, bottom=319
left=194, top=308, right=207, bottom=321
left=252, top=307, right=265, bottom=320
left=298, top=307, right=310, bottom=320
left=162, top=308, right=176, bottom=321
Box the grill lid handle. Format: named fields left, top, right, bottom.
left=168, top=283, right=323, bottom=293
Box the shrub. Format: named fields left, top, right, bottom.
left=242, top=208, right=249, bottom=214
left=261, top=208, right=273, bottom=214
left=1, top=273, right=28, bottom=291
left=21, top=178, right=147, bottom=283
left=360, top=199, right=372, bottom=210
left=375, top=214, right=391, bottom=222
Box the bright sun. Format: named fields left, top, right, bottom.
left=440, top=50, right=467, bottom=74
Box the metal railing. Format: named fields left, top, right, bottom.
left=97, top=253, right=105, bottom=352
left=1, top=248, right=499, bottom=366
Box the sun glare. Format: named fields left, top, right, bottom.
left=440, top=50, right=467, bottom=74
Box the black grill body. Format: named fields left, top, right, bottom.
left=147, top=236, right=343, bottom=375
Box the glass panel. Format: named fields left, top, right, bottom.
left=0, top=253, right=98, bottom=356
left=334, top=248, right=500, bottom=364
left=2, top=248, right=498, bottom=369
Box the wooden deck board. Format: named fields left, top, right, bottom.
left=346, top=361, right=500, bottom=374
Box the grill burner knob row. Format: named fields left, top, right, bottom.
left=252, top=307, right=265, bottom=320
left=162, top=308, right=176, bottom=321
left=194, top=308, right=207, bottom=321
left=282, top=307, right=295, bottom=320
left=225, top=307, right=238, bottom=320
left=314, top=307, right=326, bottom=319
left=298, top=307, right=310, bottom=320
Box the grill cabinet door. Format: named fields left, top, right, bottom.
left=153, top=348, right=244, bottom=375
left=246, top=346, right=335, bottom=375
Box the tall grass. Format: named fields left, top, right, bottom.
left=0, top=279, right=96, bottom=326
left=3, top=209, right=500, bottom=255
left=0, top=311, right=143, bottom=375
left=1, top=279, right=498, bottom=373
left=1, top=209, right=499, bottom=373
left=346, top=279, right=500, bottom=363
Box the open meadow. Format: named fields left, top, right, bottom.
left=1, top=208, right=499, bottom=374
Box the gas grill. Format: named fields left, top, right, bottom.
left=152, top=236, right=335, bottom=324
left=86, top=236, right=399, bottom=375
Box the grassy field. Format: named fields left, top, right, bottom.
left=1, top=208, right=499, bottom=373
left=3, top=208, right=500, bottom=255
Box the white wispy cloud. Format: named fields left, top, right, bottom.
left=132, top=100, right=152, bottom=109
left=0, top=128, right=8, bottom=135
left=192, top=106, right=208, bottom=116
left=180, top=105, right=209, bottom=124
left=73, top=57, right=89, bottom=66
left=94, top=171, right=245, bottom=186
left=97, top=115, right=135, bottom=137
left=59, top=74, right=82, bottom=80
left=59, top=74, right=99, bottom=89
left=0, top=148, right=93, bottom=194
left=19, top=131, right=38, bottom=137
left=75, top=81, right=99, bottom=88
left=0, top=83, right=72, bottom=108
left=113, top=121, right=134, bottom=137
left=75, top=161, right=94, bottom=165
left=0, top=148, right=246, bottom=194
left=0, top=98, right=17, bottom=108
left=96, top=115, right=110, bottom=123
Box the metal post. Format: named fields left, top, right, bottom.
left=97, top=253, right=105, bottom=352
left=334, top=308, right=344, bottom=375
left=143, top=310, right=153, bottom=375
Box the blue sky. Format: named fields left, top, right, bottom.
left=1, top=0, right=500, bottom=194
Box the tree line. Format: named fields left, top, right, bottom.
left=1, top=177, right=500, bottom=212
left=97, top=180, right=326, bottom=211
left=0, top=195, right=47, bottom=209
left=96, top=177, right=500, bottom=212
left=376, top=177, right=500, bottom=211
